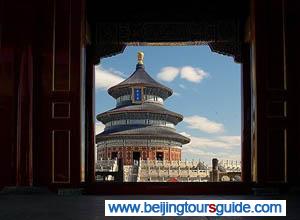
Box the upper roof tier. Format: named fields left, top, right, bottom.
left=108, top=52, right=173, bottom=99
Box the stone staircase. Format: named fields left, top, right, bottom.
left=123, top=164, right=139, bottom=182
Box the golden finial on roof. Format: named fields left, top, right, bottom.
left=137, top=51, right=144, bottom=64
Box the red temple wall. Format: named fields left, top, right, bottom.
left=97, top=146, right=182, bottom=165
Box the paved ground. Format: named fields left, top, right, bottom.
left=0, top=193, right=299, bottom=219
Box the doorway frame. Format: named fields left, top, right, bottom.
left=84, top=23, right=253, bottom=194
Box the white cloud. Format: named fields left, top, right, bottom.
left=156, top=66, right=208, bottom=83
left=180, top=132, right=241, bottom=164
left=180, top=66, right=208, bottom=83
left=181, top=133, right=240, bottom=150
left=217, top=136, right=241, bottom=146
left=95, top=122, right=105, bottom=134
left=184, top=115, right=224, bottom=134
left=173, top=91, right=181, bottom=96
left=95, top=66, right=125, bottom=90
left=179, top=84, right=186, bottom=89
left=157, top=66, right=180, bottom=82
left=107, top=67, right=126, bottom=77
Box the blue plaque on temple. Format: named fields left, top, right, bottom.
left=133, top=88, right=142, bottom=102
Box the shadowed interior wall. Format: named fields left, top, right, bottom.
left=0, top=0, right=86, bottom=188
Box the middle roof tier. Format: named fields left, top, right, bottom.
left=97, top=102, right=183, bottom=125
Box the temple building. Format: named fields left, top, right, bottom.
left=96, top=52, right=190, bottom=166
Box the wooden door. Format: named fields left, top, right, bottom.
left=250, top=0, right=287, bottom=183
left=35, top=0, right=86, bottom=187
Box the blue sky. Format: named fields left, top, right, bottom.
left=95, top=46, right=241, bottom=165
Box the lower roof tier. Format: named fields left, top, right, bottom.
left=96, top=126, right=190, bottom=144
left=97, top=103, right=183, bottom=125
